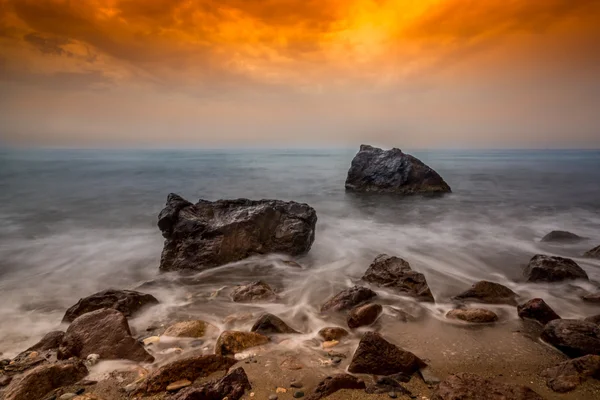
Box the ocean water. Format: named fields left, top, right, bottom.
left=1, top=148, right=599, bottom=357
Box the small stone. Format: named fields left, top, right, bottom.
left=59, top=394, right=77, bottom=400
left=250, top=392, right=255, bottom=397
left=269, top=395, right=278, bottom=400
left=291, top=381, right=303, bottom=388
left=79, top=380, right=97, bottom=386
left=419, top=367, right=441, bottom=385
left=389, top=393, right=398, bottom=399
left=124, top=383, right=137, bottom=393
left=332, top=357, right=342, bottom=364
left=86, top=354, right=100, bottom=366
left=28, top=351, right=39, bottom=358
left=143, top=336, right=160, bottom=346
left=166, top=379, right=192, bottom=391
left=322, top=340, right=339, bottom=349
left=276, top=387, right=287, bottom=393
left=190, top=339, right=204, bottom=348
left=75, top=388, right=85, bottom=395
left=293, top=391, right=305, bottom=398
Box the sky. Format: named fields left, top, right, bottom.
left=1, top=0, right=599, bottom=148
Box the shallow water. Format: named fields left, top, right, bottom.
left=1, top=148, right=599, bottom=357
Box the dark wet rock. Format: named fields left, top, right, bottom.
left=362, top=254, right=434, bottom=302
left=524, top=254, right=588, bottom=283
left=143, top=354, right=237, bottom=393
left=431, top=373, right=543, bottom=400
left=541, top=355, right=600, bottom=393
left=169, top=367, right=251, bottom=400
left=57, top=308, right=154, bottom=363
left=3, top=360, right=88, bottom=400
left=318, top=327, right=349, bottom=341
left=517, top=298, right=561, bottom=325
left=452, top=280, right=517, bottom=306
left=27, top=331, right=65, bottom=352
left=163, top=320, right=216, bottom=338
left=251, top=313, right=300, bottom=335
left=582, top=292, right=600, bottom=303
left=541, top=230, right=585, bottom=243
left=305, top=374, right=366, bottom=400
left=541, top=319, right=600, bottom=358
left=215, top=330, right=269, bottom=356
left=348, top=332, right=425, bottom=375
left=585, top=315, right=600, bottom=325
left=585, top=245, right=600, bottom=259
left=290, top=381, right=303, bottom=388
left=321, top=286, right=377, bottom=313
left=293, top=391, right=305, bottom=398
left=158, top=194, right=317, bottom=272
left=231, top=281, right=277, bottom=303
left=446, top=308, right=498, bottom=323
left=347, top=303, right=382, bottom=329
left=62, top=289, right=159, bottom=323
left=345, top=145, right=451, bottom=195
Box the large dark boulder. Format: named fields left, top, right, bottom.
left=585, top=245, right=600, bottom=259
left=62, top=289, right=159, bottom=323
left=345, top=145, right=451, bottom=195
left=348, top=332, right=425, bottom=375
left=541, top=230, right=585, bottom=243
left=306, top=374, right=366, bottom=400
left=541, top=319, right=600, bottom=358
left=169, top=367, right=251, bottom=400
left=362, top=254, right=434, bottom=302
left=524, top=255, right=588, bottom=283
left=541, top=355, right=600, bottom=393
left=517, top=298, right=561, bottom=325
left=158, top=194, right=317, bottom=271
left=251, top=313, right=299, bottom=335
left=320, top=286, right=377, bottom=313
left=432, top=373, right=543, bottom=400
left=57, top=308, right=154, bottom=363
left=452, top=280, right=517, bottom=306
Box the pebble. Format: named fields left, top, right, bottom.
left=166, top=379, right=192, bottom=392
left=250, top=392, right=255, bottom=397
left=75, top=388, right=85, bottom=395
left=269, top=395, right=278, bottom=400
left=28, top=351, right=39, bottom=359
left=124, top=383, right=137, bottom=393
left=86, top=354, right=100, bottom=366
left=322, top=340, right=339, bottom=349
left=79, top=380, right=97, bottom=386
left=332, top=357, right=342, bottom=364
left=143, top=336, right=160, bottom=346
left=293, top=391, right=305, bottom=398
left=59, top=394, right=77, bottom=400
left=276, top=387, right=287, bottom=393
left=190, top=339, right=204, bottom=348
left=290, top=381, right=303, bottom=388
left=388, top=393, right=398, bottom=399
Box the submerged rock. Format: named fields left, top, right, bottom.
left=541, top=319, right=600, bottom=358
left=347, top=303, right=382, bottom=329
left=26, top=331, right=65, bottom=352
left=582, top=292, right=600, bottom=303
left=57, top=308, right=154, bottom=363
left=362, top=254, right=434, bottom=302
left=158, top=194, right=317, bottom=272
left=345, top=145, right=451, bottom=195
left=62, top=289, right=158, bottom=323
left=321, top=286, right=377, bottom=313
left=231, top=281, right=277, bottom=303
left=446, top=308, right=498, bottom=323
left=318, top=327, right=349, bottom=341
left=452, top=281, right=517, bottom=306
left=432, top=373, right=543, bottom=400
left=541, top=230, right=585, bottom=243
left=584, top=245, right=600, bottom=259
left=348, top=332, right=425, bottom=375
left=517, top=298, right=561, bottom=325
left=215, top=331, right=269, bottom=356
left=163, top=320, right=216, bottom=338
left=305, top=374, right=366, bottom=400
left=541, top=355, right=600, bottom=393
left=524, top=255, right=588, bottom=283
left=169, top=367, right=251, bottom=400
left=3, top=360, right=88, bottom=400
left=251, top=313, right=299, bottom=335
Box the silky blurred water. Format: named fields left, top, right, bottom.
left=1, top=147, right=599, bottom=357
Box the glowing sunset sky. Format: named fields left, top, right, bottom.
left=1, top=0, right=599, bottom=147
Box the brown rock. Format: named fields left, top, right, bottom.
left=169, top=367, right=251, bottom=400
left=306, top=374, right=366, bottom=400
left=446, top=308, right=498, bottom=323
left=163, top=320, right=215, bottom=338
left=517, top=298, right=561, bottom=325
left=3, top=350, right=48, bottom=374
left=347, top=303, right=382, bottom=329
left=318, top=327, right=349, bottom=341
left=432, top=373, right=544, bottom=400
left=231, top=281, right=277, bottom=303
left=541, top=355, right=600, bottom=393
left=26, top=331, right=65, bottom=352
left=321, top=286, right=377, bottom=313
left=62, top=289, right=158, bottom=323
left=0, top=374, right=12, bottom=387
left=143, top=354, right=236, bottom=393
left=362, top=254, right=434, bottom=302
left=452, top=281, right=517, bottom=306
left=57, top=308, right=154, bottom=363
left=585, top=315, right=600, bottom=325
left=166, top=379, right=192, bottom=392
left=541, top=319, right=600, bottom=358
left=215, top=331, right=269, bottom=356
left=348, top=332, right=425, bottom=375
left=541, top=230, right=585, bottom=243
left=3, top=360, right=88, bottom=400
left=524, top=255, right=588, bottom=283
left=251, top=313, right=299, bottom=335
left=74, top=395, right=104, bottom=400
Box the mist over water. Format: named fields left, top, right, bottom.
left=1, top=148, right=599, bottom=357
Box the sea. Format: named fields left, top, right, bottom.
left=1, top=147, right=599, bottom=358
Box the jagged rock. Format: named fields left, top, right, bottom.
left=518, top=298, right=561, bottom=325
left=169, top=367, right=251, bottom=400
left=26, top=331, right=65, bottom=352
left=142, top=354, right=236, bottom=393
left=452, top=281, right=517, bottom=306
left=419, top=367, right=441, bottom=385
left=321, top=286, right=377, bottom=313
left=541, top=231, right=585, bottom=243
left=541, top=355, right=600, bottom=393
left=541, top=319, right=600, bottom=358
left=4, top=350, right=49, bottom=374
left=585, top=245, right=600, bottom=259
left=62, top=289, right=159, bottom=323
left=432, top=373, right=543, bottom=400
left=362, top=254, right=434, bottom=302
left=231, top=281, right=277, bottom=303
left=585, top=315, right=600, bottom=325
left=345, top=145, right=451, bottom=195
left=347, top=303, right=382, bottom=329
left=582, top=292, right=600, bottom=303
left=158, top=194, right=317, bottom=271
left=318, top=327, right=349, bottom=341
left=446, top=308, right=498, bottom=323
left=305, top=374, right=366, bottom=400
left=3, top=360, right=88, bottom=400
left=57, top=308, right=154, bottom=363
left=215, top=331, right=269, bottom=356
left=524, top=255, right=588, bottom=283
left=348, top=332, right=425, bottom=375
left=251, top=314, right=299, bottom=335
left=163, top=320, right=216, bottom=338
